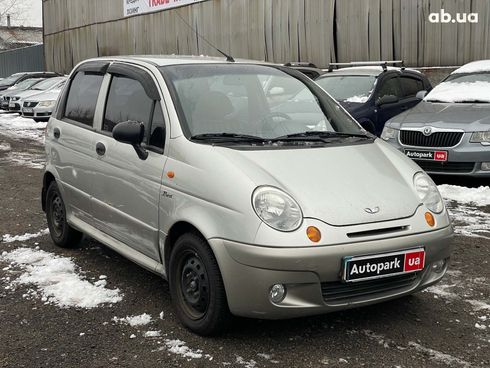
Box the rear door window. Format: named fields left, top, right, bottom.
left=64, top=72, right=104, bottom=126
left=103, top=75, right=154, bottom=133
left=377, top=77, right=403, bottom=100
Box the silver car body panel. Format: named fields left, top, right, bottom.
left=45, top=56, right=454, bottom=319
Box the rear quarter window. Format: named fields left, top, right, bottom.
left=63, top=72, right=104, bottom=126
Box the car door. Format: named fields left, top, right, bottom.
left=47, top=62, right=108, bottom=224
left=89, top=63, right=167, bottom=261
left=374, top=75, right=406, bottom=134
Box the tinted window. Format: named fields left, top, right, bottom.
left=400, top=77, right=424, bottom=97
left=377, top=77, right=403, bottom=99
left=316, top=75, right=376, bottom=102
left=149, top=103, right=165, bottom=149
left=64, top=72, right=104, bottom=126
left=103, top=75, right=153, bottom=133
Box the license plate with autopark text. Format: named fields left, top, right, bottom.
left=343, top=249, right=425, bottom=282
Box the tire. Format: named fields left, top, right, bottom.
left=169, top=233, right=231, bottom=335
left=46, top=181, right=83, bottom=248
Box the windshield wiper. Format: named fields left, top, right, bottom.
left=270, top=131, right=369, bottom=142
left=190, top=133, right=267, bottom=143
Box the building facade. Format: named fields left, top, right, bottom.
left=43, top=0, right=490, bottom=74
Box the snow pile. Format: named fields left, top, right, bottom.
left=425, top=81, right=490, bottom=103
left=452, top=60, right=490, bottom=74
left=1, top=248, right=122, bottom=308
left=438, top=185, right=490, bottom=239
left=113, top=313, right=152, bottom=327
left=439, top=185, right=490, bottom=206
left=236, top=356, right=257, bottom=368
left=2, top=151, right=45, bottom=169
left=2, top=229, right=49, bottom=243
left=0, top=113, right=46, bottom=143
left=164, top=339, right=210, bottom=360
left=144, top=330, right=161, bottom=338
left=344, top=95, right=369, bottom=103
left=0, top=142, right=11, bottom=151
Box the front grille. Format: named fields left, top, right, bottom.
left=23, top=101, right=38, bottom=108
left=400, top=130, right=463, bottom=147
left=415, top=160, right=475, bottom=173
left=321, top=273, right=419, bottom=303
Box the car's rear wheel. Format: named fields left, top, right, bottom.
left=46, top=181, right=83, bottom=248
left=169, top=233, right=231, bottom=335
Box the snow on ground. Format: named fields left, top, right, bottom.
left=1, top=150, right=45, bottom=169
left=438, top=185, right=490, bottom=239
left=0, top=112, right=46, bottom=143
left=0, top=142, right=11, bottom=151
left=1, top=229, right=49, bottom=243
left=113, top=313, right=153, bottom=327
left=0, top=247, right=122, bottom=308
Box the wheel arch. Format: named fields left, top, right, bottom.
left=42, top=171, right=57, bottom=212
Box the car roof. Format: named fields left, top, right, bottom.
left=320, top=66, right=421, bottom=77
left=452, top=60, right=490, bottom=74
left=81, top=55, right=274, bottom=68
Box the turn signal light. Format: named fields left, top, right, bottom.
left=425, top=212, right=435, bottom=227
left=307, top=226, right=321, bottom=243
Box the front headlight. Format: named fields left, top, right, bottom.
left=413, top=172, right=444, bottom=214
left=470, top=131, right=490, bottom=144
left=38, top=100, right=56, bottom=107
left=381, top=127, right=398, bottom=140
left=252, top=186, right=303, bottom=232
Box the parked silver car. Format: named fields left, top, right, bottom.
left=43, top=56, right=453, bottom=335
left=9, top=76, right=67, bottom=113
left=0, top=78, right=43, bottom=110
left=21, top=77, right=67, bottom=121
left=381, top=60, right=490, bottom=177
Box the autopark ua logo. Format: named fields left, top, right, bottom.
left=428, top=9, right=478, bottom=24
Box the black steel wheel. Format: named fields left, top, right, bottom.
left=169, top=233, right=231, bottom=335
left=46, top=181, right=83, bottom=248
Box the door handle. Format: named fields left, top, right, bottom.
left=95, top=142, right=106, bottom=156
left=53, top=127, right=60, bottom=139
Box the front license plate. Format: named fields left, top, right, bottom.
left=343, top=248, right=425, bottom=282
left=405, top=149, right=448, bottom=162
left=23, top=108, right=33, bottom=113
left=9, top=103, right=15, bottom=108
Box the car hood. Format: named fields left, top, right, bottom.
left=13, top=89, right=45, bottom=99
left=215, top=139, right=421, bottom=226
left=24, top=89, right=61, bottom=102
left=388, top=101, right=490, bottom=131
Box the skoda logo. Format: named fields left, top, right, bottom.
left=423, top=127, right=433, bottom=136
left=365, top=207, right=380, bottom=214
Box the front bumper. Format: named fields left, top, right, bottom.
left=385, top=134, right=490, bottom=177
left=22, top=105, right=53, bottom=120
left=209, top=225, right=453, bottom=319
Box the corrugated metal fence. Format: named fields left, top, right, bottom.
left=0, top=44, right=45, bottom=77
left=43, top=0, right=490, bottom=74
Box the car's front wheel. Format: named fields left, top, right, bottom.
left=46, top=181, right=83, bottom=248
left=169, top=233, right=231, bottom=335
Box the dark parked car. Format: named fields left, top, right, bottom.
left=0, top=72, right=60, bottom=92
left=315, top=62, right=432, bottom=136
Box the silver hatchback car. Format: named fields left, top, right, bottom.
left=43, top=56, right=453, bottom=335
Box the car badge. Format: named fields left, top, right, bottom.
left=364, top=207, right=380, bottom=214
left=423, top=127, right=433, bottom=136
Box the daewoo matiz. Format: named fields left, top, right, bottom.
left=43, top=56, right=453, bottom=335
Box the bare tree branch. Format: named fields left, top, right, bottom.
left=0, top=0, right=29, bottom=26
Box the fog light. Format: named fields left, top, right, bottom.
left=482, top=162, right=490, bottom=171
left=432, top=259, right=446, bottom=273
left=307, top=226, right=322, bottom=243
left=269, top=284, right=286, bottom=303
left=425, top=212, right=435, bottom=227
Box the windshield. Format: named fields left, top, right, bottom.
left=425, top=72, right=490, bottom=103
left=11, top=78, right=41, bottom=90
left=315, top=75, right=376, bottom=103
left=32, top=77, right=64, bottom=91
left=0, top=73, right=23, bottom=87
left=161, top=64, right=364, bottom=143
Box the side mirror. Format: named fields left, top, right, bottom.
left=112, top=121, right=148, bottom=160
left=416, top=90, right=427, bottom=100
left=376, top=94, right=399, bottom=106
